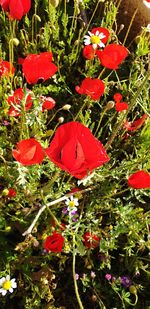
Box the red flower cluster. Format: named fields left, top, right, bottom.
left=7, top=88, right=33, bottom=117
left=113, top=93, right=128, bottom=112
left=128, top=170, right=150, bottom=189
left=12, top=138, right=45, bottom=166
left=43, top=231, right=65, bottom=252
left=96, top=44, right=129, bottom=70
left=0, top=60, right=15, bottom=77
left=22, top=52, right=58, bottom=84
left=75, top=77, right=105, bottom=100
left=0, top=0, right=31, bottom=20
left=45, top=121, right=110, bottom=179
left=124, top=114, right=148, bottom=131
left=40, top=95, right=56, bottom=111
left=83, top=231, right=100, bottom=249
left=3, top=188, right=17, bottom=197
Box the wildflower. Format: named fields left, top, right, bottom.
left=43, top=231, right=65, bottom=253
left=105, top=274, right=112, bottom=281
left=120, top=276, right=132, bottom=288
left=83, top=231, right=100, bottom=249
left=0, top=0, right=31, bottom=20
left=90, top=271, right=96, bottom=279
left=7, top=88, right=33, bottom=117
left=143, top=0, right=150, bottom=8
left=83, top=45, right=96, bottom=60
left=12, top=138, right=45, bottom=166
left=0, top=60, right=15, bottom=77
left=75, top=274, right=79, bottom=280
left=124, top=114, right=149, bottom=131
left=128, top=170, right=150, bottom=189
left=22, top=52, right=58, bottom=84
left=65, top=196, right=79, bottom=215
left=96, top=44, right=129, bottom=69
left=45, top=121, right=110, bottom=179
left=84, top=27, right=109, bottom=49
left=0, top=275, right=17, bottom=296
left=40, top=95, right=56, bottom=111
left=146, top=24, right=150, bottom=32
left=113, top=93, right=128, bottom=112
left=2, top=188, right=17, bottom=197
left=75, top=77, right=105, bottom=100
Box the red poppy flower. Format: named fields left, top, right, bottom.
left=96, top=44, right=129, bottom=69
left=83, top=45, right=96, bottom=60
left=128, top=170, right=150, bottom=189
left=40, top=95, right=56, bottom=111
left=22, top=52, right=58, bottom=84
left=0, top=60, right=15, bottom=77
left=43, top=231, right=65, bottom=252
left=45, top=121, right=110, bottom=179
left=113, top=93, right=128, bottom=112
left=75, top=77, right=105, bottom=100
left=124, top=114, right=149, bottom=131
left=83, top=231, right=100, bottom=249
left=0, top=0, right=31, bottom=20
left=12, top=138, right=45, bottom=166
left=7, top=88, right=33, bottom=116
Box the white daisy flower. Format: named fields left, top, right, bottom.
left=84, top=30, right=106, bottom=49
left=146, top=24, right=150, bottom=32
left=143, top=0, right=150, bottom=8
left=0, top=275, right=17, bottom=296
left=65, top=196, right=79, bottom=213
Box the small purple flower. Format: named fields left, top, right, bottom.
left=3, top=120, right=10, bottom=126
left=120, top=276, right=132, bottom=288
left=105, top=274, right=112, bottom=281
left=91, top=271, right=96, bottom=279
left=75, top=274, right=79, bottom=280
left=62, top=207, right=69, bottom=215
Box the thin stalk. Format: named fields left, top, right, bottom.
left=72, top=234, right=84, bottom=309
left=123, top=8, right=138, bottom=46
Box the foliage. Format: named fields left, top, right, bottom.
left=0, top=0, right=150, bottom=308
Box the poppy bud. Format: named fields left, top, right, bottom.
left=34, top=14, right=41, bottom=22
left=49, top=0, right=59, bottom=7
left=106, top=101, right=115, bottom=109
left=62, top=104, right=71, bottom=110
left=12, top=38, right=20, bottom=46
left=129, top=285, right=137, bottom=295
left=91, top=295, right=97, bottom=302
left=58, top=117, right=64, bottom=123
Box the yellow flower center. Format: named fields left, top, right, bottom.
left=2, top=280, right=11, bottom=290
left=69, top=201, right=75, bottom=208
left=91, top=35, right=100, bottom=44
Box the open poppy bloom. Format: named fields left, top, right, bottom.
left=12, top=138, right=45, bottom=165
left=22, top=52, right=58, bottom=84
left=113, top=93, right=128, bottom=112
left=83, top=231, right=100, bottom=249
left=43, top=231, right=65, bottom=253
left=7, top=88, right=33, bottom=117
left=96, top=44, right=129, bottom=69
left=124, top=114, right=149, bottom=131
left=40, top=95, right=56, bottom=111
left=0, top=0, right=31, bottom=20
left=128, top=170, right=150, bottom=189
left=84, top=27, right=109, bottom=49
left=45, top=121, right=110, bottom=179
left=75, top=77, right=105, bottom=100
left=83, top=45, right=96, bottom=60
left=0, top=60, right=15, bottom=77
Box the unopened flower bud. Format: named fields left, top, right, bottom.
left=106, top=101, right=115, bottom=109
left=62, top=104, right=71, bottom=110
left=49, top=0, right=59, bottom=7
left=91, top=295, right=97, bottom=302
left=2, top=189, right=9, bottom=196
left=120, top=24, right=124, bottom=31
left=34, top=14, right=41, bottom=22
left=58, top=117, right=64, bottom=123
left=129, top=285, right=137, bottom=295
left=12, top=38, right=20, bottom=46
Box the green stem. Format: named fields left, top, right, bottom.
left=72, top=234, right=84, bottom=309
left=105, top=70, right=150, bottom=150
